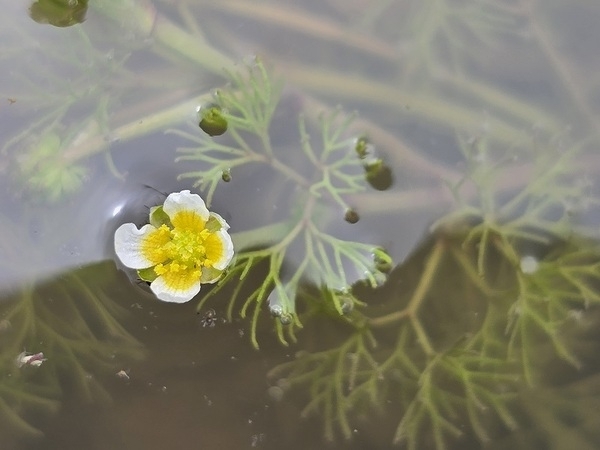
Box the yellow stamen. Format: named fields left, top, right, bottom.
left=142, top=213, right=227, bottom=290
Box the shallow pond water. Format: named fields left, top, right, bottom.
left=2, top=1, right=600, bottom=449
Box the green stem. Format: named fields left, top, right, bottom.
left=204, top=0, right=397, bottom=62
left=270, top=157, right=311, bottom=188
left=95, top=0, right=234, bottom=75
left=63, top=94, right=209, bottom=163
left=524, top=0, right=600, bottom=135
left=369, top=239, right=445, bottom=331
left=231, top=220, right=293, bottom=251
left=411, top=315, right=435, bottom=356
left=279, top=62, right=542, bottom=146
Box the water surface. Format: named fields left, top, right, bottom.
left=2, top=1, right=600, bottom=449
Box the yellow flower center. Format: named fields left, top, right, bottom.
left=140, top=211, right=225, bottom=286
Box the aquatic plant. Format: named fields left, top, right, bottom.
left=0, top=262, right=145, bottom=441
left=1, top=20, right=139, bottom=202
left=169, top=59, right=393, bottom=348
left=114, top=189, right=234, bottom=303
left=29, top=0, right=89, bottom=27
left=1, top=0, right=600, bottom=448
left=156, top=57, right=600, bottom=447
left=267, top=132, right=600, bottom=449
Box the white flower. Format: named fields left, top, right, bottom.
left=114, top=190, right=234, bottom=303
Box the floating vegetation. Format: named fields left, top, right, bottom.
left=343, top=208, right=360, bottom=224
left=198, top=103, right=228, bottom=137
left=28, top=0, right=89, bottom=27
left=16, top=132, right=89, bottom=203
left=164, top=59, right=600, bottom=447
left=114, top=189, right=234, bottom=303
left=221, top=168, right=232, bottom=182
left=266, top=133, right=600, bottom=448
left=2, top=0, right=600, bottom=448
left=168, top=59, right=393, bottom=348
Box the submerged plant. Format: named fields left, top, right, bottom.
left=169, top=58, right=392, bottom=347
left=1, top=13, right=153, bottom=203
left=16, top=132, right=89, bottom=203
left=0, top=262, right=145, bottom=441
left=146, top=59, right=600, bottom=447
left=266, top=133, right=600, bottom=448
left=3, top=1, right=600, bottom=448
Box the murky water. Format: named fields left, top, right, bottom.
left=2, top=1, right=600, bottom=449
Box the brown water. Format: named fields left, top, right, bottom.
left=2, top=1, right=600, bottom=449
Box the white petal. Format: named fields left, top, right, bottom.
left=150, top=276, right=201, bottom=303
left=114, top=223, right=158, bottom=269
left=212, top=230, right=235, bottom=270
left=163, top=190, right=209, bottom=222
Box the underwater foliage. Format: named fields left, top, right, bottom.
left=2, top=0, right=600, bottom=448
left=1, top=11, right=148, bottom=202
left=266, top=133, right=600, bottom=449
left=164, top=58, right=600, bottom=447
left=15, top=132, right=89, bottom=203
left=0, top=262, right=144, bottom=441
left=169, top=59, right=392, bottom=348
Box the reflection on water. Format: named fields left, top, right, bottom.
left=0, top=177, right=169, bottom=292
left=1, top=0, right=600, bottom=449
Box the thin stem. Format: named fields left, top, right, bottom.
left=204, top=1, right=397, bottom=62
left=97, top=1, right=235, bottom=75
left=369, top=238, right=446, bottom=329
left=230, top=220, right=292, bottom=251
left=524, top=0, right=600, bottom=135
left=63, top=95, right=210, bottom=163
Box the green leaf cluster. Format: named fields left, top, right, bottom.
left=171, top=59, right=392, bottom=348
left=1, top=21, right=141, bottom=202
left=0, top=262, right=144, bottom=441
left=266, top=132, right=600, bottom=448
